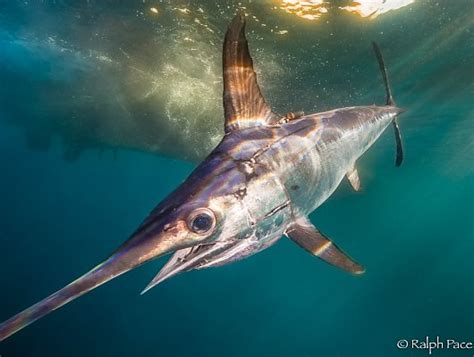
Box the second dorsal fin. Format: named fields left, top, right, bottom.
left=223, top=14, right=278, bottom=133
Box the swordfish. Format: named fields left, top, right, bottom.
left=0, top=14, right=405, bottom=341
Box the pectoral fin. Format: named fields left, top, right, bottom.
left=346, top=166, right=361, bottom=191
left=285, top=217, right=365, bottom=275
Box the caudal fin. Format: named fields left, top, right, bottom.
left=372, top=42, right=404, bottom=166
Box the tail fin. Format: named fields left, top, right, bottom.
left=372, top=42, right=404, bottom=166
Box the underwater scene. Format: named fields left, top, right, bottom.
left=0, top=0, right=472, bottom=356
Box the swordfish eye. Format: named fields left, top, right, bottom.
left=187, top=208, right=216, bottom=235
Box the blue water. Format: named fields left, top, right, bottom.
left=0, top=1, right=473, bottom=356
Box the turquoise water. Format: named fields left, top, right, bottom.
left=0, top=1, right=473, bottom=356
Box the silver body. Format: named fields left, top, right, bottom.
left=157, top=105, right=399, bottom=280
left=0, top=14, right=404, bottom=341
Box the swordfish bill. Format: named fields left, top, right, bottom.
left=0, top=13, right=406, bottom=341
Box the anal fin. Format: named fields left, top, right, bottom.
left=285, top=217, right=365, bottom=275
left=346, top=166, right=361, bottom=191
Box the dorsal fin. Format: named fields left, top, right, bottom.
left=223, top=14, right=278, bottom=133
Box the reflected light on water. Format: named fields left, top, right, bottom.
left=279, top=0, right=415, bottom=20
left=340, top=0, right=415, bottom=19
left=279, top=0, right=329, bottom=21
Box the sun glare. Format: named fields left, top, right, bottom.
left=340, top=0, right=415, bottom=19
left=279, top=0, right=329, bottom=21
left=279, top=0, right=415, bottom=20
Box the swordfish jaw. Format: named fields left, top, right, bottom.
left=141, top=240, right=237, bottom=293
left=144, top=230, right=283, bottom=290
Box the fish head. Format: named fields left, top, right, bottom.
left=135, top=138, right=293, bottom=292
left=122, top=152, right=255, bottom=273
